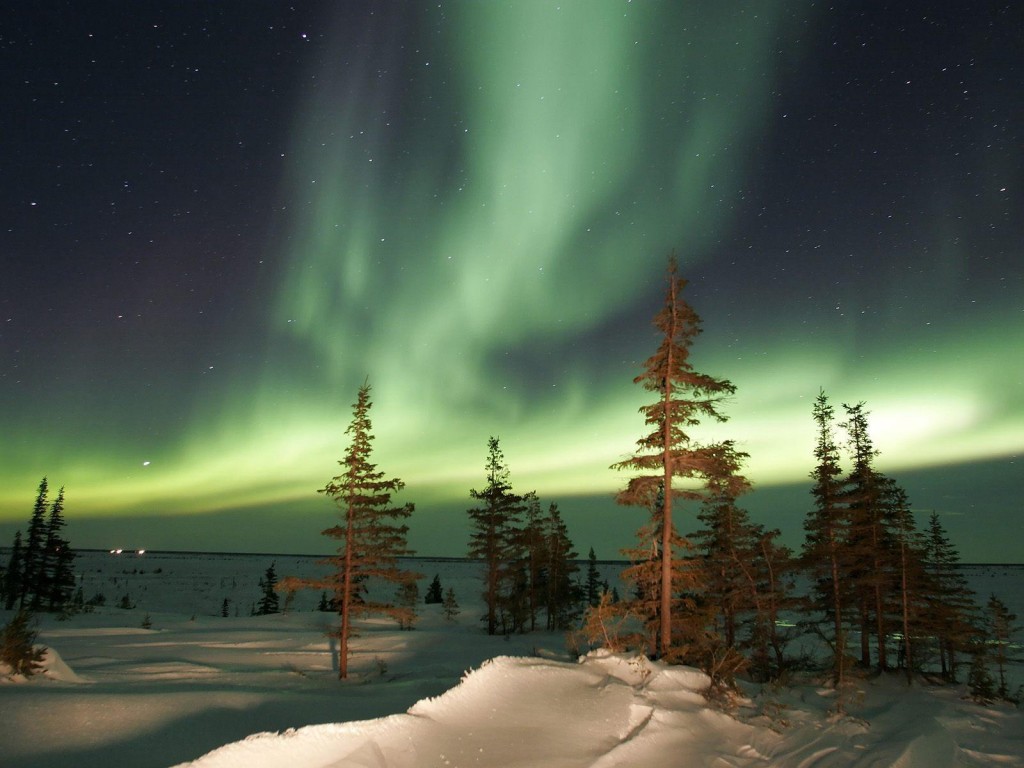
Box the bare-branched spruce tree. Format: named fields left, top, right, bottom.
left=316, top=383, right=418, bottom=679
left=612, top=258, right=737, bottom=659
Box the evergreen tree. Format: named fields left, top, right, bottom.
left=3, top=531, right=23, bottom=610
left=20, top=478, right=50, bottom=610
left=425, top=574, right=444, bottom=604
left=543, top=503, right=580, bottom=630
left=840, top=402, right=894, bottom=671
left=221, top=598, right=230, bottom=617
left=257, top=562, right=280, bottom=615
left=620, top=506, right=709, bottom=663
left=801, top=390, right=850, bottom=687
left=886, top=482, right=927, bottom=683
left=42, top=486, right=75, bottom=610
left=442, top=587, right=460, bottom=622
left=690, top=444, right=795, bottom=681
left=967, top=647, right=996, bottom=703
left=986, top=594, right=1018, bottom=700
left=612, top=259, right=736, bottom=658
left=690, top=442, right=754, bottom=651
left=395, top=581, right=419, bottom=630
left=519, top=493, right=548, bottom=632
left=467, top=437, right=525, bottom=635
left=314, top=382, right=418, bottom=679
left=1, top=611, right=46, bottom=677
left=922, top=512, right=978, bottom=682
left=585, top=547, right=601, bottom=608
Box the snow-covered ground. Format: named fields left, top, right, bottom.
left=1, top=551, right=1021, bottom=768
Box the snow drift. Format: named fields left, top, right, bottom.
left=176, top=650, right=1024, bottom=768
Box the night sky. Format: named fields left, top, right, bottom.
left=2, top=3, right=1021, bottom=561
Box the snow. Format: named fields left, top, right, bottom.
left=1, top=551, right=1021, bottom=768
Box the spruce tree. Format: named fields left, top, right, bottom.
left=257, top=562, right=280, bottom=615
left=922, top=513, right=978, bottom=681
left=619, top=485, right=708, bottom=662
left=425, top=575, right=444, bottom=604
left=43, top=487, right=75, bottom=610
left=544, top=503, right=580, bottom=631
left=967, top=647, right=995, bottom=703
left=585, top=547, right=601, bottom=608
left=20, top=478, right=49, bottom=610
left=519, top=493, right=548, bottom=632
left=801, top=390, right=850, bottom=687
left=840, top=402, right=893, bottom=670
left=442, top=587, right=460, bottom=622
left=887, top=482, right=926, bottom=683
left=1, top=611, right=46, bottom=677
left=395, top=581, right=419, bottom=630
left=612, top=258, right=737, bottom=658
left=315, top=382, right=418, bottom=679
left=467, top=437, right=525, bottom=635
left=690, top=442, right=754, bottom=651
left=986, top=594, right=1018, bottom=700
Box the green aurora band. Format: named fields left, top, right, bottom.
left=2, top=3, right=1021, bottom=558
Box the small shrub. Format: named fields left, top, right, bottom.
left=442, top=587, right=460, bottom=622
left=1, top=612, right=46, bottom=677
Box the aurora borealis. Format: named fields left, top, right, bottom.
left=2, top=3, right=1021, bottom=560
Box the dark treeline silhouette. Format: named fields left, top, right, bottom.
left=1, top=477, right=76, bottom=613
left=466, top=437, right=581, bottom=635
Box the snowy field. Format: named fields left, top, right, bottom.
left=1, top=550, right=1022, bottom=768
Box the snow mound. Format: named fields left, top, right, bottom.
left=176, top=651, right=1024, bottom=768
left=175, top=653, right=738, bottom=768
left=1, top=644, right=90, bottom=684
left=40, top=645, right=91, bottom=683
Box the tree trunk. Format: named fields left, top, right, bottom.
left=900, top=538, right=912, bottom=684
left=860, top=598, right=871, bottom=667
left=830, top=531, right=845, bottom=688
left=339, top=501, right=355, bottom=680
left=660, top=307, right=675, bottom=658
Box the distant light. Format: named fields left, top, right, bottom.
left=111, top=548, right=123, bottom=555
left=137, top=549, right=146, bottom=555
left=142, top=460, right=151, bottom=467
